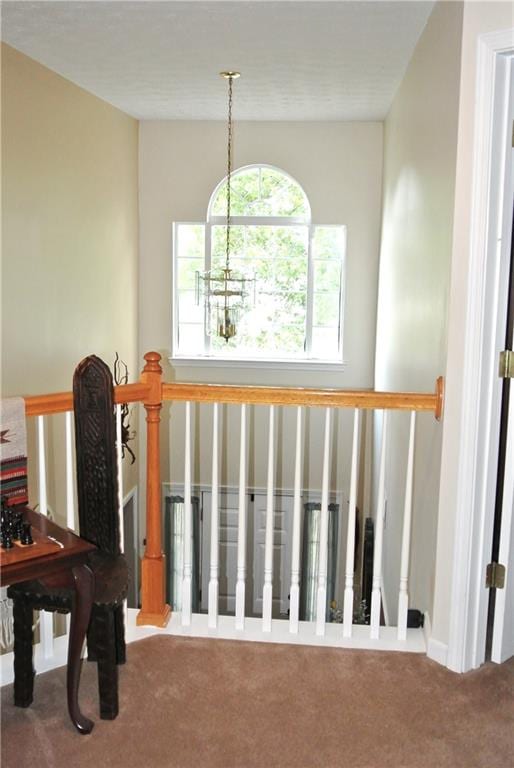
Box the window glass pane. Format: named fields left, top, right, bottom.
left=178, top=290, right=203, bottom=324
left=311, top=327, right=339, bottom=359
left=175, top=224, right=205, bottom=258
left=313, top=292, right=341, bottom=327
left=211, top=167, right=309, bottom=218
left=313, top=226, right=345, bottom=260
left=177, top=324, right=204, bottom=355
left=313, top=259, right=342, bottom=293
left=177, top=258, right=203, bottom=289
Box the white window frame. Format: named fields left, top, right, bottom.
left=171, top=165, right=347, bottom=370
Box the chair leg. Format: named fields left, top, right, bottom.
left=12, top=599, right=35, bottom=708
left=114, top=604, right=126, bottom=665
left=86, top=618, right=98, bottom=663
left=94, top=609, right=119, bottom=720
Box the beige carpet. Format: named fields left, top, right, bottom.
left=1, top=635, right=513, bottom=768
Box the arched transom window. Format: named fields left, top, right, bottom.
left=173, top=164, right=346, bottom=365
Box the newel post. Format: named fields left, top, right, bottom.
left=136, top=351, right=171, bottom=627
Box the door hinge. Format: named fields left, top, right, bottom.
left=498, top=350, right=514, bottom=379
left=486, top=562, right=506, bottom=589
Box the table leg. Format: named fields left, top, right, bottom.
left=67, top=563, right=94, bottom=734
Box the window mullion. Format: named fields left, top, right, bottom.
left=204, top=222, right=212, bottom=354
left=338, top=226, right=347, bottom=359
left=305, top=225, right=314, bottom=357
left=172, top=222, right=179, bottom=356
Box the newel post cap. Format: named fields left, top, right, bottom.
left=143, top=351, right=162, bottom=375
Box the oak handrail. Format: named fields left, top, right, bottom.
left=23, top=382, right=151, bottom=417
left=22, top=372, right=444, bottom=421
left=162, top=376, right=444, bottom=420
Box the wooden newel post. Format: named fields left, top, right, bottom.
left=136, top=351, right=171, bottom=627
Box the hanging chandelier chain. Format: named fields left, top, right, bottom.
left=226, top=74, right=233, bottom=271
left=195, top=70, right=246, bottom=343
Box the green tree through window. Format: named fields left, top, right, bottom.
left=173, top=165, right=345, bottom=363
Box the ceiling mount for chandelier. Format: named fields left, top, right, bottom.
left=195, top=71, right=254, bottom=343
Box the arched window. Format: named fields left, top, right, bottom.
left=173, top=164, right=346, bottom=365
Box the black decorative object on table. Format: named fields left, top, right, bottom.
left=8, top=355, right=129, bottom=726
left=1, top=499, right=32, bottom=548
left=20, top=523, right=33, bottom=546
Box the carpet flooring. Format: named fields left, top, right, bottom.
left=1, top=635, right=513, bottom=768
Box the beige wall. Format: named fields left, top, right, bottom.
left=433, top=1, right=514, bottom=651
left=1, top=44, right=140, bottom=514
left=374, top=2, right=463, bottom=623
left=138, top=121, right=383, bottom=568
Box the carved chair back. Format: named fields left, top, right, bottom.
left=73, top=355, right=120, bottom=556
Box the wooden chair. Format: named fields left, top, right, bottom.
left=8, top=355, right=129, bottom=720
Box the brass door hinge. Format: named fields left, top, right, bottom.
left=486, top=562, right=506, bottom=589
left=499, top=350, right=514, bottom=379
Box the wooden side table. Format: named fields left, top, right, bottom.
left=1, top=508, right=96, bottom=734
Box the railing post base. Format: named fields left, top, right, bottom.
left=136, top=605, right=172, bottom=628
left=137, top=554, right=171, bottom=628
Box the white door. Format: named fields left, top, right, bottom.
left=252, top=493, right=293, bottom=618
left=200, top=490, right=254, bottom=615
left=200, top=490, right=293, bottom=619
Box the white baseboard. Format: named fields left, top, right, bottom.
left=125, top=608, right=427, bottom=653
left=424, top=610, right=449, bottom=667
left=427, top=636, right=448, bottom=667
left=423, top=611, right=432, bottom=647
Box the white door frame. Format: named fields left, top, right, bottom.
left=446, top=29, right=514, bottom=673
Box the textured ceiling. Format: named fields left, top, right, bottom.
left=1, top=1, right=435, bottom=121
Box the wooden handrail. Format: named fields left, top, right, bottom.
left=23, top=382, right=151, bottom=417
left=22, top=369, right=444, bottom=422
left=162, top=376, right=444, bottom=420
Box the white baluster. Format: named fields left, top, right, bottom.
left=37, top=416, right=48, bottom=517
left=315, top=408, right=331, bottom=636
left=370, top=410, right=388, bottom=639
left=262, top=406, right=275, bottom=632
left=208, top=403, right=220, bottom=629
left=289, top=407, right=303, bottom=634
left=115, top=404, right=128, bottom=627
left=181, top=401, right=192, bottom=626
left=235, top=404, right=247, bottom=630
left=65, top=412, right=75, bottom=634
left=65, top=412, right=75, bottom=531
left=116, top=404, right=125, bottom=553
left=37, top=416, right=53, bottom=657
left=343, top=409, right=361, bottom=638
left=397, top=411, right=416, bottom=640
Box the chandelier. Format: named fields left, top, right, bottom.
left=196, top=71, right=253, bottom=342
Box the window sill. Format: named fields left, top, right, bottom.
left=169, top=356, right=347, bottom=373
